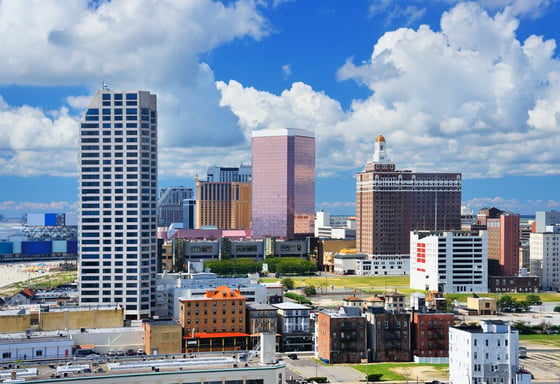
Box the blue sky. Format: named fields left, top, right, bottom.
left=1, top=0, right=560, bottom=218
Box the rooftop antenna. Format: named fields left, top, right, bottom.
left=102, top=81, right=110, bottom=91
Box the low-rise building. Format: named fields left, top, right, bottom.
left=246, top=303, right=278, bottom=335
left=411, top=312, right=454, bottom=363
left=467, top=297, right=497, bottom=316
left=449, top=320, right=532, bottom=384
left=143, top=319, right=182, bottom=355
left=179, top=286, right=248, bottom=353
left=273, top=302, right=313, bottom=352
left=316, top=306, right=367, bottom=364
left=365, top=307, right=411, bottom=362
left=488, top=274, right=539, bottom=293
left=0, top=305, right=124, bottom=333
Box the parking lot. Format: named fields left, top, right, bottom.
left=518, top=344, right=560, bottom=384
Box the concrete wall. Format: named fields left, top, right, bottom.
left=0, top=313, right=30, bottom=332
left=41, top=308, right=124, bottom=331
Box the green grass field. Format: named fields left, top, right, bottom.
left=261, top=275, right=560, bottom=302
left=352, top=363, right=448, bottom=381
left=519, top=334, right=560, bottom=347
left=0, top=270, right=77, bottom=296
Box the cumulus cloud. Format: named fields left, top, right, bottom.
left=0, top=0, right=270, bottom=177
left=220, top=2, right=560, bottom=182
left=0, top=97, right=78, bottom=176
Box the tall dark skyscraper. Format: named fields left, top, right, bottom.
left=356, top=134, right=462, bottom=255
left=78, top=89, right=158, bottom=320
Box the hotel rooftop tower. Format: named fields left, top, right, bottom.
left=251, top=128, right=315, bottom=239
left=356, top=134, right=462, bottom=255
left=78, top=89, right=158, bottom=320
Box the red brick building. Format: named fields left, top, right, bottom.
left=474, top=207, right=520, bottom=276
left=356, top=135, right=461, bottom=255
left=365, top=307, right=411, bottom=362
left=317, top=307, right=367, bottom=364
left=411, top=312, right=454, bottom=362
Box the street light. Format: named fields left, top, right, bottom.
left=366, top=348, right=371, bottom=384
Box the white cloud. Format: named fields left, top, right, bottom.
left=0, top=201, right=77, bottom=216
left=0, top=98, right=78, bottom=176
left=0, top=0, right=270, bottom=176
left=220, top=2, right=560, bottom=181
left=464, top=196, right=560, bottom=214
left=282, top=64, right=292, bottom=77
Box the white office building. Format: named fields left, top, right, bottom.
left=78, top=89, right=158, bottom=320
left=410, top=230, right=488, bottom=293
left=449, top=320, right=532, bottom=384
left=535, top=210, right=560, bottom=232
left=530, top=226, right=560, bottom=291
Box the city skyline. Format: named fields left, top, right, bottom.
left=1, top=1, right=560, bottom=217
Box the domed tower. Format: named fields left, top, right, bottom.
left=372, top=134, right=389, bottom=163
left=365, top=134, right=394, bottom=172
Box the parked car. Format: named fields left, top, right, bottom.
left=116, top=351, right=125, bottom=357
left=137, top=349, right=145, bottom=355
left=287, top=353, right=298, bottom=360
left=106, top=349, right=116, bottom=357
left=126, top=349, right=136, bottom=356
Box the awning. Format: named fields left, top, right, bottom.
left=78, top=344, right=95, bottom=349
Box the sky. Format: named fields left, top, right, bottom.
left=1, top=0, right=560, bottom=218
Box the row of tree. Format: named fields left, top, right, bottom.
left=203, top=257, right=317, bottom=276
left=497, top=294, right=542, bottom=313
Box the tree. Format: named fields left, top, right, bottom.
left=525, top=294, right=542, bottom=306
left=303, top=285, right=317, bottom=297
left=553, top=306, right=560, bottom=313
left=498, top=295, right=516, bottom=312
left=281, top=277, right=295, bottom=290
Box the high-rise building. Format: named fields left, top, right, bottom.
left=195, top=165, right=252, bottom=230
left=78, top=89, right=158, bottom=320
left=356, top=134, right=461, bottom=256
left=207, top=165, right=251, bottom=182
left=535, top=210, right=560, bottom=233
left=157, top=186, right=194, bottom=227
left=473, top=207, right=520, bottom=276
left=195, top=178, right=251, bottom=229
left=252, top=128, right=315, bottom=239
left=530, top=226, right=560, bottom=290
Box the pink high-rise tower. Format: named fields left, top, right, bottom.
left=251, top=128, right=315, bottom=239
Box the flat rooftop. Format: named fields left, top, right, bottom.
left=9, top=354, right=284, bottom=382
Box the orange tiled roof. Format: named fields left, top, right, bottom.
left=343, top=296, right=363, bottom=301
left=205, top=285, right=245, bottom=299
